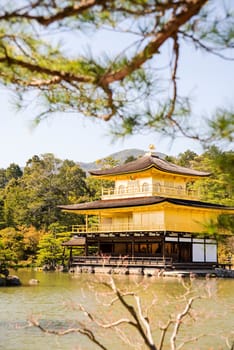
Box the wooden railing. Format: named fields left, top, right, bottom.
left=71, top=222, right=203, bottom=234
left=102, top=184, right=200, bottom=200
left=70, top=255, right=173, bottom=268
left=71, top=223, right=166, bottom=234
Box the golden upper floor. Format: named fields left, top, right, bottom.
left=101, top=182, right=200, bottom=200
left=90, top=153, right=210, bottom=201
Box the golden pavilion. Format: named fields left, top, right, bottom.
left=59, top=150, right=233, bottom=270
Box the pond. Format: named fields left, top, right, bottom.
left=0, top=270, right=233, bottom=350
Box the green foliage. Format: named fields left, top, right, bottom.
left=86, top=157, right=117, bottom=200
left=3, top=154, right=89, bottom=230
left=20, top=226, right=44, bottom=264
left=95, top=157, right=120, bottom=169
left=190, top=146, right=234, bottom=206
left=85, top=177, right=103, bottom=200
left=36, top=233, right=63, bottom=268
left=218, top=236, right=234, bottom=264
left=36, top=225, right=71, bottom=268
left=0, top=227, right=24, bottom=266
left=176, top=147, right=234, bottom=238
left=124, top=155, right=137, bottom=164
left=217, top=214, right=234, bottom=235
left=0, top=164, right=22, bottom=189
left=208, top=108, right=234, bottom=142
left=0, top=192, right=5, bottom=229
left=176, top=150, right=198, bottom=168
left=4, top=178, right=29, bottom=228
left=0, top=147, right=233, bottom=266
left=0, top=225, right=45, bottom=267
left=5, top=163, right=23, bottom=181
left=86, top=175, right=114, bottom=201
left=0, top=169, right=7, bottom=189
left=164, top=155, right=177, bottom=164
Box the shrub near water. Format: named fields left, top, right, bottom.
left=36, top=226, right=71, bottom=269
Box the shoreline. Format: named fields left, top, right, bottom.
left=68, top=265, right=234, bottom=278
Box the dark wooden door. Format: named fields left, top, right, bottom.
left=179, top=243, right=192, bottom=262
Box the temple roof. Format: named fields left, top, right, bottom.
left=62, top=236, right=86, bottom=246
left=58, top=197, right=233, bottom=212
left=89, top=153, right=210, bottom=178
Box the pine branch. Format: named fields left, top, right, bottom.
left=99, top=0, right=207, bottom=86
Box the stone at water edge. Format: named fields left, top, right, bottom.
left=29, top=279, right=40, bottom=285
left=6, top=275, right=21, bottom=286
left=0, top=277, right=6, bottom=286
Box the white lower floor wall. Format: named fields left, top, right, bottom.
left=192, top=240, right=217, bottom=263
left=165, top=236, right=217, bottom=263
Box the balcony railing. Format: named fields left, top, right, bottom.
left=71, top=223, right=229, bottom=235
left=70, top=256, right=173, bottom=268
left=71, top=223, right=191, bottom=234
left=101, top=184, right=200, bottom=200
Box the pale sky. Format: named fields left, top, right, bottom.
left=1, top=21, right=234, bottom=168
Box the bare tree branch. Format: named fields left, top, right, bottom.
left=170, top=295, right=200, bottom=350
left=28, top=277, right=233, bottom=350
left=28, top=315, right=109, bottom=350
left=108, top=278, right=158, bottom=350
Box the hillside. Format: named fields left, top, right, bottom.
left=78, top=148, right=166, bottom=172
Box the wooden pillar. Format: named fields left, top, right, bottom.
left=61, top=247, right=66, bottom=266
left=204, top=238, right=206, bottom=263
left=162, top=232, right=166, bottom=260
left=85, top=214, right=88, bottom=232
left=69, top=247, right=73, bottom=268
left=85, top=241, right=88, bottom=256
left=131, top=239, right=134, bottom=260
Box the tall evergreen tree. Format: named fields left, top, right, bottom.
left=3, top=154, right=89, bottom=230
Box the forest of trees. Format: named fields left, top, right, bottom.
left=0, top=147, right=233, bottom=269
left=0, top=1, right=233, bottom=270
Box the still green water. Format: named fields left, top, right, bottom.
left=0, top=270, right=233, bottom=350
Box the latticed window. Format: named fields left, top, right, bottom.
left=142, top=182, right=149, bottom=192
left=118, top=185, right=125, bottom=194
left=154, top=182, right=161, bottom=193
left=177, top=185, right=183, bottom=194
left=127, top=180, right=139, bottom=193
